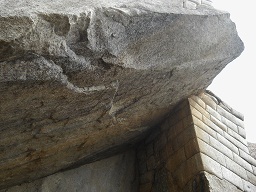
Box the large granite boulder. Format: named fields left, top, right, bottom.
left=0, top=0, right=244, bottom=189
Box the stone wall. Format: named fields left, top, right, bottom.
left=0, top=150, right=138, bottom=192
left=137, top=91, right=256, bottom=192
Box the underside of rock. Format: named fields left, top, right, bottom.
left=0, top=0, right=244, bottom=189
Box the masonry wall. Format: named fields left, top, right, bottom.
left=137, top=91, right=256, bottom=192
left=0, top=150, right=138, bottom=192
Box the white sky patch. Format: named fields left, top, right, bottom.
left=208, top=0, right=256, bottom=142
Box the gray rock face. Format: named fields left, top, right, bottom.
left=0, top=150, right=137, bottom=192
left=0, top=0, right=244, bottom=189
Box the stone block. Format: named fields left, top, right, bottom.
left=210, top=115, right=227, bottom=132
left=217, top=105, right=243, bottom=128
left=168, top=120, right=183, bottom=140
left=194, top=125, right=210, bottom=144
left=238, top=126, right=246, bottom=139
left=201, top=153, right=223, bottom=179
left=182, top=115, right=194, bottom=129
left=202, top=115, right=224, bottom=136
left=205, top=172, right=244, bottom=192
left=201, top=0, right=212, bottom=6
left=184, top=138, right=200, bottom=159
left=172, top=125, right=196, bottom=152
left=140, top=171, right=154, bottom=184
left=198, top=93, right=217, bottom=110
left=193, top=116, right=217, bottom=139
left=221, top=116, right=238, bottom=133
left=189, top=98, right=210, bottom=118
left=190, top=106, right=203, bottom=120
left=172, top=153, right=203, bottom=188
left=246, top=170, right=256, bottom=186
left=240, top=149, right=256, bottom=167
left=184, top=1, right=197, bottom=9
left=224, top=132, right=249, bottom=154
left=166, top=148, right=186, bottom=172
left=206, top=105, right=221, bottom=120
left=217, top=133, right=239, bottom=154
left=221, top=166, right=244, bottom=191
left=189, top=95, right=205, bottom=109
left=233, top=152, right=253, bottom=173
left=209, top=135, right=233, bottom=159
left=227, top=128, right=247, bottom=146
left=225, top=156, right=248, bottom=180
left=197, top=138, right=226, bottom=166
left=253, top=166, right=256, bottom=175
left=243, top=179, right=256, bottom=192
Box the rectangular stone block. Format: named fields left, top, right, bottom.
left=172, top=153, right=203, bottom=188
left=194, top=125, right=210, bottom=144
left=225, top=156, right=248, bottom=180
left=221, top=166, right=244, bottom=191
left=190, top=106, right=203, bottom=120
left=209, top=135, right=233, bottom=159
left=166, top=147, right=186, bottom=172
left=201, top=153, right=223, bottom=179
left=167, top=120, right=183, bottom=140
left=216, top=133, right=239, bottom=154
left=189, top=98, right=210, bottom=118
left=227, top=128, right=247, bottom=146
left=240, top=149, right=256, bottom=167
left=233, top=152, right=253, bottom=173
left=198, top=93, right=217, bottom=110
left=246, top=170, right=256, bottom=186
left=172, top=125, right=196, bottom=152
left=182, top=115, right=194, bottom=129
left=253, top=166, right=256, bottom=175
left=202, top=115, right=224, bottom=136
left=184, top=1, right=197, bottom=9
left=206, top=105, right=221, bottom=120
left=193, top=116, right=217, bottom=139
left=221, top=116, right=239, bottom=133
left=210, top=115, right=227, bottom=132
left=197, top=138, right=226, bottom=166
left=224, top=132, right=249, bottom=154
left=184, top=138, right=200, bottom=159
left=190, top=95, right=205, bottom=109
left=243, top=179, right=256, bottom=192
left=238, top=126, right=246, bottom=139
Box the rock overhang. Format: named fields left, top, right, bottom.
left=0, top=0, right=244, bottom=189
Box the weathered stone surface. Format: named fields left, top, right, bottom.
left=248, top=143, right=256, bottom=160
left=0, top=150, right=137, bottom=192
left=0, top=0, right=244, bottom=189
left=204, top=172, right=243, bottom=192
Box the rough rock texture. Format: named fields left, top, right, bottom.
left=0, top=0, right=244, bottom=189
left=0, top=150, right=137, bottom=192
left=248, top=143, right=256, bottom=160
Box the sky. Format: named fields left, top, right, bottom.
left=208, top=0, right=256, bottom=142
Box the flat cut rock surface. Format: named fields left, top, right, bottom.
left=0, top=0, right=244, bottom=189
